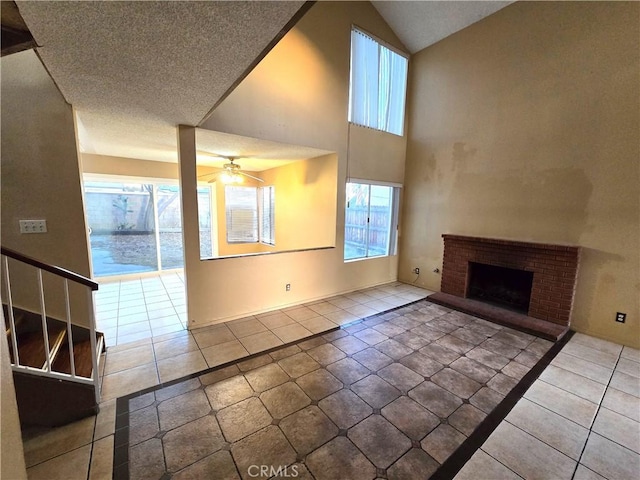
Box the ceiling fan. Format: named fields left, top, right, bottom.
left=197, top=154, right=264, bottom=184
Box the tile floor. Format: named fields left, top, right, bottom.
left=455, top=332, right=640, bottom=480
left=118, top=301, right=551, bottom=479
left=98, top=279, right=428, bottom=401
left=22, top=280, right=429, bottom=479
left=94, top=271, right=188, bottom=346
left=20, top=280, right=640, bottom=480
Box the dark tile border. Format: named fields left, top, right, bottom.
left=430, top=329, right=574, bottom=480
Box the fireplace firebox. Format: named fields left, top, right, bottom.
left=467, top=262, right=534, bottom=314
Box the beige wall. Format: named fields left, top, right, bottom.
left=82, top=153, right=179, bottom=179
left=181, top=1, right=409, bottom=327
left=400, top=2, right=639, bottom=347
left=213, top=154, right=337, bottom=257
left=202, top=1, right=407, bottom=181
left=261, top=154, right=338, bottom=252
left=1, top=315, right=27, bottom=480
left=1, top=51, right=92, bottom=325
left=82, top=152, right=218, bottom=181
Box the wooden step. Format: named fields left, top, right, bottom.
left=8, top=322, right=67, bottom=369
left=52, top=332, right=104, bottom=378
left=4, top=308, right=24, bottom=336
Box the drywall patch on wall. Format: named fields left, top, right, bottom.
left=451, top=142, right=477, bottom=172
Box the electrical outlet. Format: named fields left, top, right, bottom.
left=19, top=219, right=47, bottom=234
left=616, top=312, right=626, bottom=323
left=413, top=267, right=420, bottom=275
left=286, top=283, right=291, bottom=291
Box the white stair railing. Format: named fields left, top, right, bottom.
left=1, top=247, right=101, bottom=403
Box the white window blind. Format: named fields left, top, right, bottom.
left=259, top=186, right=275, bottom=245
left=349, top=28, right=408, bottom=136
left=225, top=186, right=258, bottom=243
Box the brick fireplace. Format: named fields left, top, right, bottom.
left=428, top=235, right=580, bottom=341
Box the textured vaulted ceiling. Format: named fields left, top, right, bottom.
left=371, top=1, right=513, bottom=54
left=16, top=0, right=306, bottom=163
left=15, top=1, right=513, bottom=164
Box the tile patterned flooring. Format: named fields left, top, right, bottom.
left=97, top=278, right=428, bottom=401
left=455, top=332, right=640, bottom=480
left=121, top=302, right=558, bottom=480
left=94, top=272, right=188, bottom=347
left=20, top=275, right=640, bottom=480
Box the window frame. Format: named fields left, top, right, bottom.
left=344, top=179, right=400, bottom=262
left=259, top=185, right=275, bottom=246
left=348, top=26, right=409, bottom=136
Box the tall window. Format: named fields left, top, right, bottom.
left=349, top=27, right=408, bottom=136
left=259, top=186, right=275, bottom=245
left=344, top=182, right=397, bottom=261
left=225, top=186, right=258, bottom=243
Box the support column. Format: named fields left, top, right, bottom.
left=177, top=125, right=199, bottom=329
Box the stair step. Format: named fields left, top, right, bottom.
left=4, top=309, right=24, bottom=336
left=9, top=323, right=66, bottom=369
left=52, top=333, right=103, bottom=378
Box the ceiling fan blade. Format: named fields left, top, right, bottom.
left=196, top=150, right=227, bottom=159
left=197, top=151, right=253, bottom=161
left=197, top=171, right=219, bottom=179
left=238, top=171, right=265, bottom=182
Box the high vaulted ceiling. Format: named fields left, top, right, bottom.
left=372, top=1, right=513, bottom=54
left=12, top=1, right=512, bottom=165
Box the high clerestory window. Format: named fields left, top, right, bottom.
left=348, top=27, right=409, bottom=136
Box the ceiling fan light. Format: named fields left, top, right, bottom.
left=221, top=172, right=233, bottom=184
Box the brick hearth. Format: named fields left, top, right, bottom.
left=428, top=235, right=581, bottom=341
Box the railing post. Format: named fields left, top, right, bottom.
left=87, top=289, right=100, bottom=403
left=37, top=269, right=52, bottom=372
left=63, top=279, right=76, bottom=377
left=3, top=256, right=20, bottom=366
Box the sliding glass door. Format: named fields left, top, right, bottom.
left=84, top=179, right=194, bottom=277
left=85, top=181, right=158, bottom=276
